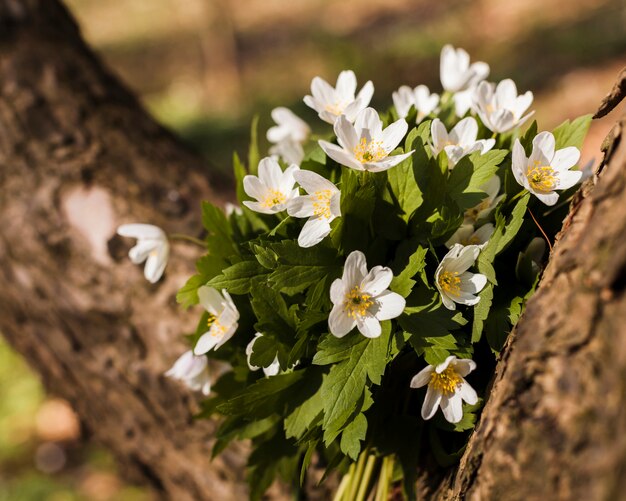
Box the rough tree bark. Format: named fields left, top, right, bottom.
left=0, top=1, right=249, bottom=499
left=1, top=0, right=626, bottom=500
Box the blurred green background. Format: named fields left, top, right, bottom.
left=1, top=0, right=624, bottom=498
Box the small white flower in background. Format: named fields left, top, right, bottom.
left=224, top=202, right=243, bottom=217
left=393, top=85, right=440, bottom=122
left=329, top=250, right=406, bottom=338
left=445, top=223, right=494, bottom=249
left=440, top=44, right=489, bottom=93
left=165, top=350, right=211, bottom=396
left=410, top=355, right=478, bottom=423
left=245, top=333, right=281, bottom=377
left=242, top=157, right=300, bottom=214
left=414, top=85, right=440, bottom=121
left=194, top=286, right=240, bottom=355
left=435, top=244, right=487, bottom=310
left=269, top=139, right=305, bottom=166
left=473, top=79, right=534, bottom=133
left=267, top=107, right=310, bottom=144
left=452, top=86, right=477, bottom=118
left=392, top=85, right=415, bottom=119
left=464, top=176, right=504, bottom=224
left=430, top=117, right=495, bottom=168
left=116, top=224, right=170, bottom=284
left=287, top=170, right=341, bottom=248
left=512, top=131, right=582, bottom=206
left=319, top=108, right=413, bottom=173
left=304, top=70, right=374, bottom=124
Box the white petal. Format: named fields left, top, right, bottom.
left=360, top=266, right=393, bottom=296
left=198, top=286, right=225, bottom=315
left=242, top=200, right=278, bottom=215
left=440, top=393, right=463, bottom=423
left=318, top=140, right=364, bottom=171
left=128, top=240, right=156, bottom=264
left=343, top=250, right=368, bottom=286
left=354, top=108, right=383, bottom=138
left=512, top=139, right=529, bottom=188
left=452, top=358, right=476, bottom=377
left=421, top=386, right=442, bottom=420
left=298, top=217, right=331, bottom=248
left=430, top=119, right=448, bottom=154
left=356, top=314, right=382, bottom=338
left=460, top=272, right=487, bottom=294
left=263, top=358, right=281, bottom=377
left=330, top=278, right=347, bottom=305
left=328, top=304, right=356, bottom=337
left=311, top=76, right=335, bottom=105
left=336, top=70, right=357, bottom=99
left=365, top=151, right=413, bottom=172
left=435, top=356, right=456, bottom=373
left=294, top=170, right=337, bottom=194
left=451, top=117, right=478, bottom=147
left=356, top=81, right=374, bottom=108
left=531, top=132, right=556, bottom=164
left=374, top=291, right=406, bottom=320
left=194, top=332, right=220, bottom=355
left=441, top=293, right=457, bottom=310
left=243, top=175, right=267, bottom=201
left=410, top=366, right=434, bottom=388
left=534, top=191, right=559, bottom=206
left=552, top=147, right=581, bottom=172
left=334, top=114, right=359, bottom=151
left=117, top=223, right=164, bottom=240
left=557, top=170, right=583, bottom=191
left=449, top=245, right=481, bottom=273
left=287, top=195, right=315, bottom=218
left=257, top=157, right=283, bottom=188
left=458, top=380, right=478, bottom=405
left=380, top=119, right=408, bottom=152
left=144, top=248, right=167, bottom=283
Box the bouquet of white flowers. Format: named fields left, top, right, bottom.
left=117, top=45, right=591, bottom=500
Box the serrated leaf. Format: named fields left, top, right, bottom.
left=390, top=246, right=427, bottom=297
left=340, top=413, right=368, bottom=460
left=471, top=283, right=493, bottom=343
left=552, top=114, right=592, bottom=150
left=496, top=192, right=530, bottom=255
left=207, top=260, right=268, bottom=294
left=176, top=255, right=225, bottom=308
left=270, top=264, right=341, bottom=295
left=448, top=150, right=508, bottom=210
left=284, top=389, right=324, bottom=440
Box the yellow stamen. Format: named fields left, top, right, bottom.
left=438, top=270, right=461, bottom=296
left=344, top=286, right=373, bottom=319
left=527, top=162, right=558, bottom=192
left=325, top=102, right=346, bottom=115
left=465, top=198, right=491, bottom=222
left=429, top=366, right=462, bottom=395
left=207, top=314, right=226, bottom=337
left=262, top=189, right=286, bottom=208
left=312, top=189, right=333, bottom=219
left=353, top=137, right=387, bottom=163
left=460, top=235, right=480, bottom=246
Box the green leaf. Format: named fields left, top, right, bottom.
left=552, top=114, right=592, bottom=150
left=217, top=370, right=306, bottom=418
left=340, top=413, right=368, bottom=460
left=496, top=192, right=530, bottom=255
left=207, top=260, right=268, bottom=294
left=386, top=156, right=423, bottom=221
left=390, top=246, right=427, bottom=297
left=270, top=264, right=341, bottom=295
left=233, top=151, right=248, bottom=204
left=447, top=150, right=508, bottom=210
left=471, top=283, right=493, bottom=343
left=202, top=201, right=239, bottom=259
left=336, top=169, right=377, bottom=253
left=284, top=389, right=324, bottom=440
left=250, top=282, right=296, bottom=345
left=248, top=114, right=260, bottom=174
left=176, top=255, right=225, bottom=308
left=316, top=324, right=393, bottom=443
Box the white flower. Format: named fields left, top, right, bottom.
left=287, top=170, right=341, bottom=248
left=430, top=117, right=495, bottom=168
left=246, top=333, right=281, bottom=377
left=269, top=139, right=305, bottom=166
left=165, top=350, right=211, bottom=396
left=224, top=202, right=243, bottom=217
left=435, top=244, right=487, bottom=310
left=392, top=85, right=414, bottom=119
left=117, top=224, right=170, bottom=284
left=410, top=355, right=478, bottom=423
left=464, top=176, right=504, bottom=224
left=512, top=131, right=582, bottom=206
left=414, top=85, right=440, bottom=121
left=329, top=250, right=406, bottom=338
left=194, top=286, right=240, bottom=355
left=267, top=107, right=310, bottom=144
left=440, top=45, right=489, bottom=93
left=473, top=79, right=534, bottom=133
left=452, top=86, right=477, bottom=117
left=304, top=70, right=374, bottom=124
left=393, top=85, right=439, bottom=121
left=319, top=108, right=413, bottom=173
left=445, top=223, right=494, bottom=249
left=242, top=157, right=300, bottom=214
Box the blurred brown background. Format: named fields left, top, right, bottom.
left=1, top=0, right=624, bottom=499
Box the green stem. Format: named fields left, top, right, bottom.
left=333, top=467, right=352, bottom=501
left=168, top=233, right=206, bottom=247
left=347, top=449, right=369, bottom=501
left=374, top=456, right=391, bottom=501
left=355, top=455, right=377, bottom=501
left=508, top=189, right=528, bottom=206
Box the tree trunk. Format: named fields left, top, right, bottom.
left=1, top=1, right=626, bottom=500
left=0, top=1, right=247, bottom=499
